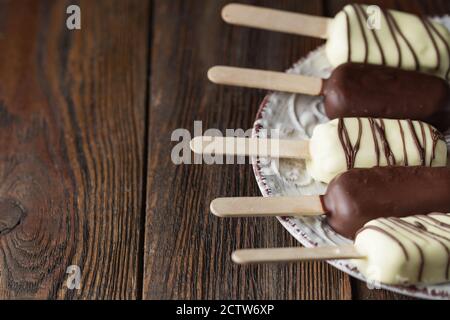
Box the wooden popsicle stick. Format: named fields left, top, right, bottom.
left=208, top=66, right=323, bottom=96
left=232, top=245, right=364, bottom=265
left=210, top=196, right=324, bottom=217
left=190, top=136, right=310, bottom=159
left=222, top=3, right=331, bottom=39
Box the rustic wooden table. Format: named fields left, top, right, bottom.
left=0, top=0, right=448, bottom=300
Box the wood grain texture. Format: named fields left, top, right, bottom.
left=0, top=0, right=149, bottom=299
left=0, top=0, right=447, bottom=300
left=144, top=0, right=352, bottom=300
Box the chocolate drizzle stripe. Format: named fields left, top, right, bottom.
left=429, top=126, right=435, bottom=164
left=345, top=5, right=449, bottom=77
left=382, top=219, right=425, bottom=281
left=369, top=118, right=381, bottom=166
left=359, top=5, right=386, bottom=64
left=414, top=217, right=450, bottom=242
left=419, top=218, right=449, bottom=232
left=416, top=245, right=425, bottom=281
left=423, top=216, right=450, bottom=229
left=428, top=125, right=444, bottom=165
left=385, top=10, right=420, bottom=70
left=350, top=4, right=369, bottom=63
left=337, top=119, right=442, bottom=169
left=337, top=118, right=362, bottom=170
left=398, top=120, right=408, bottom=166
left=419, top=122, right=428, bottom=166
left=374, top=119, right=396, bottom=165
left=387, top=219, right=427, bottom=242
left=382, top=9, right=402, bottom=67
left=421, top=18, right=441, bottom=72
left=407, top=120, right=426, bottom=166
left=345, top=10, right=352, bottom=62
left=426, top=20, right=450, bottom=80
left=382, top=119, right=396, bottom=165
left=392, top=217, right=450, bottom=279
left=354, top=118, right=363, bottom=166
left=338, top=119, right=351, bottom=169
left=357, top=225, right=409, bottom=260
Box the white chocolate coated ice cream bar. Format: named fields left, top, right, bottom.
left=326, top=4, right=450, bottom=79
left=354, top=213, right=450, bottom=285
left=306, top=118, right=447, bottom=183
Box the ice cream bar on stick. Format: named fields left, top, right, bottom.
left=208, top=63, right=450, bottom=125
left=222, top=3, right=450, bottom=79
left=232, top=213, right=450, bottom=285
left=190, top=118, right=448, bottom=183
left=308, top=118, right=447, bottom=183
left=211, top=166, right=450, bottom=239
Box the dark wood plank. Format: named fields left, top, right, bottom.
left=0, top=0, right=149, bottom=299
left=324, top=0, right=449, bottom=300
left=144, top=0, right=352, bottom=300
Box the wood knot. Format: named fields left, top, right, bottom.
left=0, top=198, right=25, bottom=235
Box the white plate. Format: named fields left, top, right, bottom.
left=251, top=16, right=450, bottom=300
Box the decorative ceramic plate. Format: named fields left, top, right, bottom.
left=251, top=16, right=450, bottom=300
